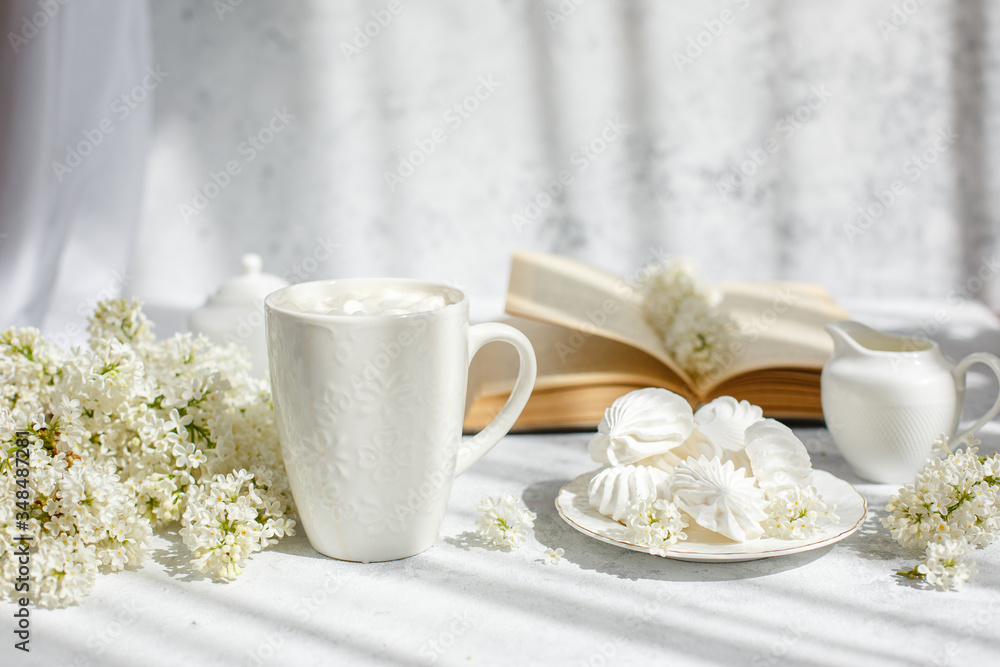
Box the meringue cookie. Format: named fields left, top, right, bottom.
left=588, top=464, right=670, bottom=522
left=744, top=419, right=813, bottom=494
left=588, top=388, right=694, bottom=466
left=667, top=455, right=768, bottom=542
left=640, top=429, right=721, bottom=473
left=694, top=396, right=765, bottom=452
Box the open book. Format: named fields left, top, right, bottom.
left=464, top=252, right=848, bottom=432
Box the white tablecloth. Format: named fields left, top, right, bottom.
left=6, top=300, right=1000, bottom=667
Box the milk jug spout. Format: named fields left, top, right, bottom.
left=824, top=321, right=870, bottom=360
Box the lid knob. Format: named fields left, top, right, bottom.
left=242, top=253, right=263, bottom=275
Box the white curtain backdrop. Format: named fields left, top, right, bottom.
left=3, top=0, right=1000, bottom=339
left=0, top=0, right=151, bottom=341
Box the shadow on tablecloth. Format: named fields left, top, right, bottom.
left=148, top=531, right=214, bottom=583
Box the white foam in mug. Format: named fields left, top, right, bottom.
left=265, top=277, right=537, bottom=562
left=271, top=283, right=455, bottom=317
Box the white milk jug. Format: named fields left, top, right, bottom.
left=821, top=321, right=1000, bottom=483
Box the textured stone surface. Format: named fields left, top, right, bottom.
left=133, top=0, right=1000, bottom=323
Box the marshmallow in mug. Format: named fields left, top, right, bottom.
left=281, top=286, right=452, bottom=317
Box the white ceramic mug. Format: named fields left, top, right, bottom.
left=265, top=278, right=536, bottom=562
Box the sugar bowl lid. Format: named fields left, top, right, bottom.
left=208, top=253, right=289, bottom=306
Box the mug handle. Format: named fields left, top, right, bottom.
left=950, top=352, right=1000, bottom=448
left=454, top=323, right=537, bottom=476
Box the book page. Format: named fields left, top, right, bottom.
left=467, top=316, right=693, bottom=406
left=504, top=251, right=848, bottom=397
left=709, top=368, right=824, bottom=419
left=465, top=316, right=695, bottom=432
left=505, top=251, right=696, bottom=387
left=465, top=383, right=662, bottom=433
left=708, top=283, right=849, bottom=390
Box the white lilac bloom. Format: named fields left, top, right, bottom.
left=622, top=498, right=688, bottom=556
left=542, top=547, right=564, bottom=565
left=636, top=258, right=734, bottom=383
left=763, top=485, right=838, bottom=540
left=0, top=298, right=295, bottom=606
left=883, top=436, right=1000, bottom=590
left=899, top=536, right=977, bottom=591
left=883, top=438, right=1000, bottom=551
left=180, top=467, right=294, bottom=580
left=475, top=495, right=536, bottom=551
left=0, top=425, right=150, bottom=608
left=666, top=298, right=733, bottom=381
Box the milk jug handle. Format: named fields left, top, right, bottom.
left=950, top=352, right=1000, bottom=449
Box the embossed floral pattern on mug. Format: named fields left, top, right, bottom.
left=289, top=464, right=357, bottom=523
left=358, top=430, right=417, bottom=483
left=325, top=327, right=361, bottom=365
left=316, top=384, right=353, bottom=429
left=354, top=496, right=410, bottom=535
left=354, top=371, right=419, bottom=415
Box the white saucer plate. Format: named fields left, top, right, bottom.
left=555, top=469, right=867, bottom=563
